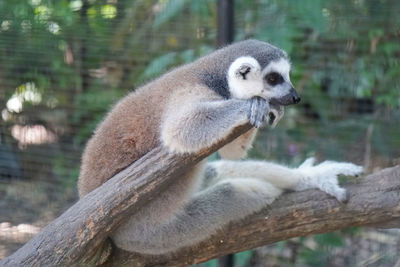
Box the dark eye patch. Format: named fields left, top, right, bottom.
left=265, top=72, right=284, bottom=86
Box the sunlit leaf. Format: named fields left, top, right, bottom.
left=101, top=4, right=117, bottom=19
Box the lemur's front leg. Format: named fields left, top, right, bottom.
left=161, top=96, right=271, bottom=154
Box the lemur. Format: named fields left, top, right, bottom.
left=78, top=40, right=362, bottom=254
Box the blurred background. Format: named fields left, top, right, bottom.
left=0, top=0, right=399, bottom=266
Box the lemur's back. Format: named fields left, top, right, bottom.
left=77, top=65, right=199, bottom=197
left=78, top=88, right=160, bottom=196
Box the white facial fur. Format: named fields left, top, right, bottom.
left=261, top=58, right=291, bottom=81
left=227, top=57, right=292, bottom=101
left=227, top=57, right=263, bottom=99
left=261, top=58, right=292, bottom=100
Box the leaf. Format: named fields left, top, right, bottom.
left=234, top=250, right=253, bottom=266
left=153, top=0, right=188, bottom=30
left=190, top=0, right=213, bottom=17
left=141, top=52, right=177, bottom=79
left=314, top=232, right=344, bottom=247
left=300, top=247, right=330, bottom=267
left=180, top=49, right=195, bottom=63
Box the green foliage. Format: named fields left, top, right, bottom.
left=71, top=88, right=124, bottom=145
left=193, top=251, right=252, bottom=267
left=141, top=52, right=178, bottom=80
left=194, top=259, right=218, bottom=267
left=1, top=0, right=400, bottom=265
left=314, top=232, right=344, bottom=247
left=153, top=0, right=188, bottom=30
left=234, top=250, right=253, bottom=266
left=53, top=154, right=80, bottom=188
left=300, top=247, right=331, bottom=267
left=299, top=232, right=345, bottom=266
left=243, top=0, right=400, bottom=110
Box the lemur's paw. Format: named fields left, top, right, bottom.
left=296, top=158, right=363, bottom=202
left=317, top=161, right=364, bottom=177
left=248, top=96, right=270, bottom=128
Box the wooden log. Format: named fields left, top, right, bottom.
left=105, top=165, right=400, bottom=267
left=1, top=125, right=251, bottom=266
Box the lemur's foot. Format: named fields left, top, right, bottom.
left=248, top=96, right=270, bottom=128
left=296, top=157, right=363, bottom=202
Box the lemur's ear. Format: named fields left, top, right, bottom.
left=236, top=64, right=253, bottom=80
left=229, top=56, right=261, bottom=81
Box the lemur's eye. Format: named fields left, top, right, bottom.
left=265, top=72, right=284, bottom=86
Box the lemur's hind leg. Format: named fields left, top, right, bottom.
left=112, top=178, right=282, bottom=255
left=203, top=158, right=363, bottom=202
left=203, top=160, right=301, bottom=190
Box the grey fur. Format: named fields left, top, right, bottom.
left=201, top=72, right=230, bottom=99
left=199, top=40, right=288, bottom=99
left=270, top=87, right=300, bottom=106
left=113, top=157, right=362, bottom=254
left=113, top=173, right=281, bottom=254
left=202, top=165, right=217, bottom=189
left=78, top=40, right=362, bottom=255
left=161, top=98, right=253, bottom=153
left=111, top=40, right=295, bottom=254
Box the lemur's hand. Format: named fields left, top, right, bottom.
left=295, top=157, right=363, bottom=202
left=248, top=96, right=270, bottom=128
left=268, top=103, right=284, bottom=128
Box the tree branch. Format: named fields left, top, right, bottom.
left=106, top=165, right=400, bottom=267
left=1, top=124, right=252, bottom=266
left=2, top=121, right=400, bottom=267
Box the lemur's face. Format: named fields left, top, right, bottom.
left=227, top=56, right=300, bottom=105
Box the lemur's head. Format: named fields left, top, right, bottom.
left=199, top=40, right=300, bottom=105
left=227, top=56, right=300, bottom=105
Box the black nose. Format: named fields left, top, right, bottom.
left=290, top=87, right=301, bottom=104
left=293, top=95, right=301, bottom=104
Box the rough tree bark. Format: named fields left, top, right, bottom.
left=1, top=122, right=400, bottom=267
left=0, top=124, right=252, bottom=267
left=106, top=165, right=400, bottom=267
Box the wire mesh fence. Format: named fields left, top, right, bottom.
left=0, top=0, right=399, bottom=265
